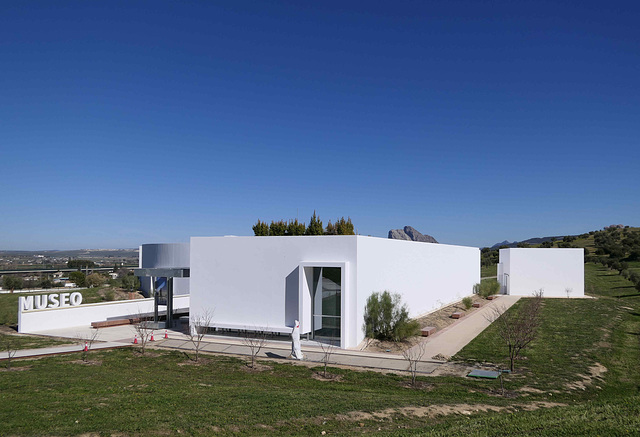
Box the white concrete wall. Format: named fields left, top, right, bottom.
left=499, top=248, right=584, bottom=297
left=189, top=236, right=358, bottom=345
left=138, top=243, right=190, bottom=296
left=355, top=237, right=480, bottom=347
left=18, top=295, right=190, bottom=333
left=189, top=235, right=480, bottom=349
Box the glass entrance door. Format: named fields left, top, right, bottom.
left=311, top=267, right=341, bottom=345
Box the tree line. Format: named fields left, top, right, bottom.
left=585, top=227, right=640, bottom=292
left=252, top=212, right=355, bottom=236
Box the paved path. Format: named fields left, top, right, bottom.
left=5, top=295, right=521, bottom=374
left=0, top=341, right=129, bottom=360
left=407, top=294, right=521, bottom=358
left=157, top=337, right=443, bottom=374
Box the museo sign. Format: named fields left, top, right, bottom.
left=20, top=292, right=83, bottom=311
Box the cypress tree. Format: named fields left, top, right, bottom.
left=306, top=211, right=324, bottom=235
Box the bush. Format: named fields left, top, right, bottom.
left=462, top=296, right=473, bottom=310
left=473, top=279, right=500, bottom=299
left=363, top=291, right=419, bottom=342
left=39, top=278, right=53, bottom=289
left=104, top=290, right=115, bottom=301
left=69, top=271, right=86, bottom=287
left=2, top=275, right=24, bottom=292
left=121, top=275, right=140, bottom=292
left=86, top=273, right=105, bottom=288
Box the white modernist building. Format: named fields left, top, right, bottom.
left=16, top=237, right=589, bottom=344
left=138, top=243, right=190, bottom=297
left=497, top=248, right=584, bottom=298
left=189, top=236, right=480, bottom=349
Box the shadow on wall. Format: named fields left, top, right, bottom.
left=285, top=267, right=299, bottom=327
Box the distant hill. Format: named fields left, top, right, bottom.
left=0, top=249, right=139, bottom=258
left=490, top=236, right=566, bottom=249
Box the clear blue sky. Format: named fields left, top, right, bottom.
left=1, top=1, right=638, bottom=250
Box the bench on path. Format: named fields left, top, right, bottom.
left=91, top=318, right=141, bottom=329
left=421, top=326, right=436, bottom=337
left=451, top=312, right=465, bottom=319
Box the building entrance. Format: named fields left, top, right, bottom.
left=311, top=267, right=341, bottom=345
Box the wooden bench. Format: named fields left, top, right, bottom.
left=451, top=312, right=465, bottom=319
left=91, top=318, right=140, bottom=329
left=487, top=295, right=499, bottom=300
left=421, top=326, right=436, bottom=337
left=472, top=303, right=481, bottom=308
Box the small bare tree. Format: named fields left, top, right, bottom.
left=242, top=327, right=268, bottom=369
left=403, top=342, right=427, bottom=386
left=77, top=329, right=100, bottom=362
left=188, top=309, right=214, bottom=362
left=319, top=342, right=336, bottom=378
left=486, top=290, right=543, bottom=372
left=133, top=312, right=153, bottom=355
left=2, top=335, right=20, bottom=370
left=565, top=287, right=573, bottom=298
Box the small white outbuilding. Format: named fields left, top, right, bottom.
left=498, top=248, right=584, bottom=298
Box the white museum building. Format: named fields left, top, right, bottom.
left=188, top=236, right=480, bottom=349
left=17, top=237, right=586, bottom=349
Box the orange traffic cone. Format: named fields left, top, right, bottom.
left=150, top=331, right=155, bottom=342
left=164, top=330, right=168, bottom=339
left=133, top=334, right=138, bottom=344
left=83, top=341, right=88, bottom=352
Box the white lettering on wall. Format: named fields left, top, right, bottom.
left=19, top=292, right=84, bottom=311
left=48, top=294, right=59, bottom=308
left=35, top=295, right=48, bottom=309
left=21, top=296, right=33, bottom=311
left=70, top=292, right=82, bottom=306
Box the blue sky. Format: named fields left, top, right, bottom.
left=1, top=1, right=638, bottom=250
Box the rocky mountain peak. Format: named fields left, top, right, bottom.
left=388, top=226, right=438, bottom=243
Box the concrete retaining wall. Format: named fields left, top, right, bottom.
left=18, top=295, right=190, bottom=333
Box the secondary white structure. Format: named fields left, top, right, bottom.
left=498, top=248, right=584, bottom=298
left=190, top=236, right=480, bottom=349
left=138, top=243, right=190, bottom=296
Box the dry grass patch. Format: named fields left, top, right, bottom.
left=565, top=362, right=607, bottom=391
left=334, top=401, right=568, bottom=423
left=311, top=372, right=343, bottom=382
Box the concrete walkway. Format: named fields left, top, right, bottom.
left=158, top=336, right=442, bottom=374
left=407, top=294, right=521, bottom=358
left=4, top=295, right=520, bottom=374
left=0, top=341, right=129, bottom=360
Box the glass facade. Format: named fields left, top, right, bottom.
left=311, top=267, right=341, bottom=345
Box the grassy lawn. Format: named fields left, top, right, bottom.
left=1, top=263, right=640, bottom=435
left=480, top=264, right=497, bottom=278
left=0, top=330, right=73, bottom=350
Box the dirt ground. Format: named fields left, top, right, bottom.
left=362, top=294, right=487, bottom=354
left=97, top=287, right=145, bottom=301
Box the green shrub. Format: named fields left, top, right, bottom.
left=473, top=279, right=500, bottom=299
left=462, top=296, right=473, bottom=310
left=104, top=290, right=115, bottom=301
left=69, top=271, right=86, bottom=288
left=363, top=291, right=419, bottom=342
